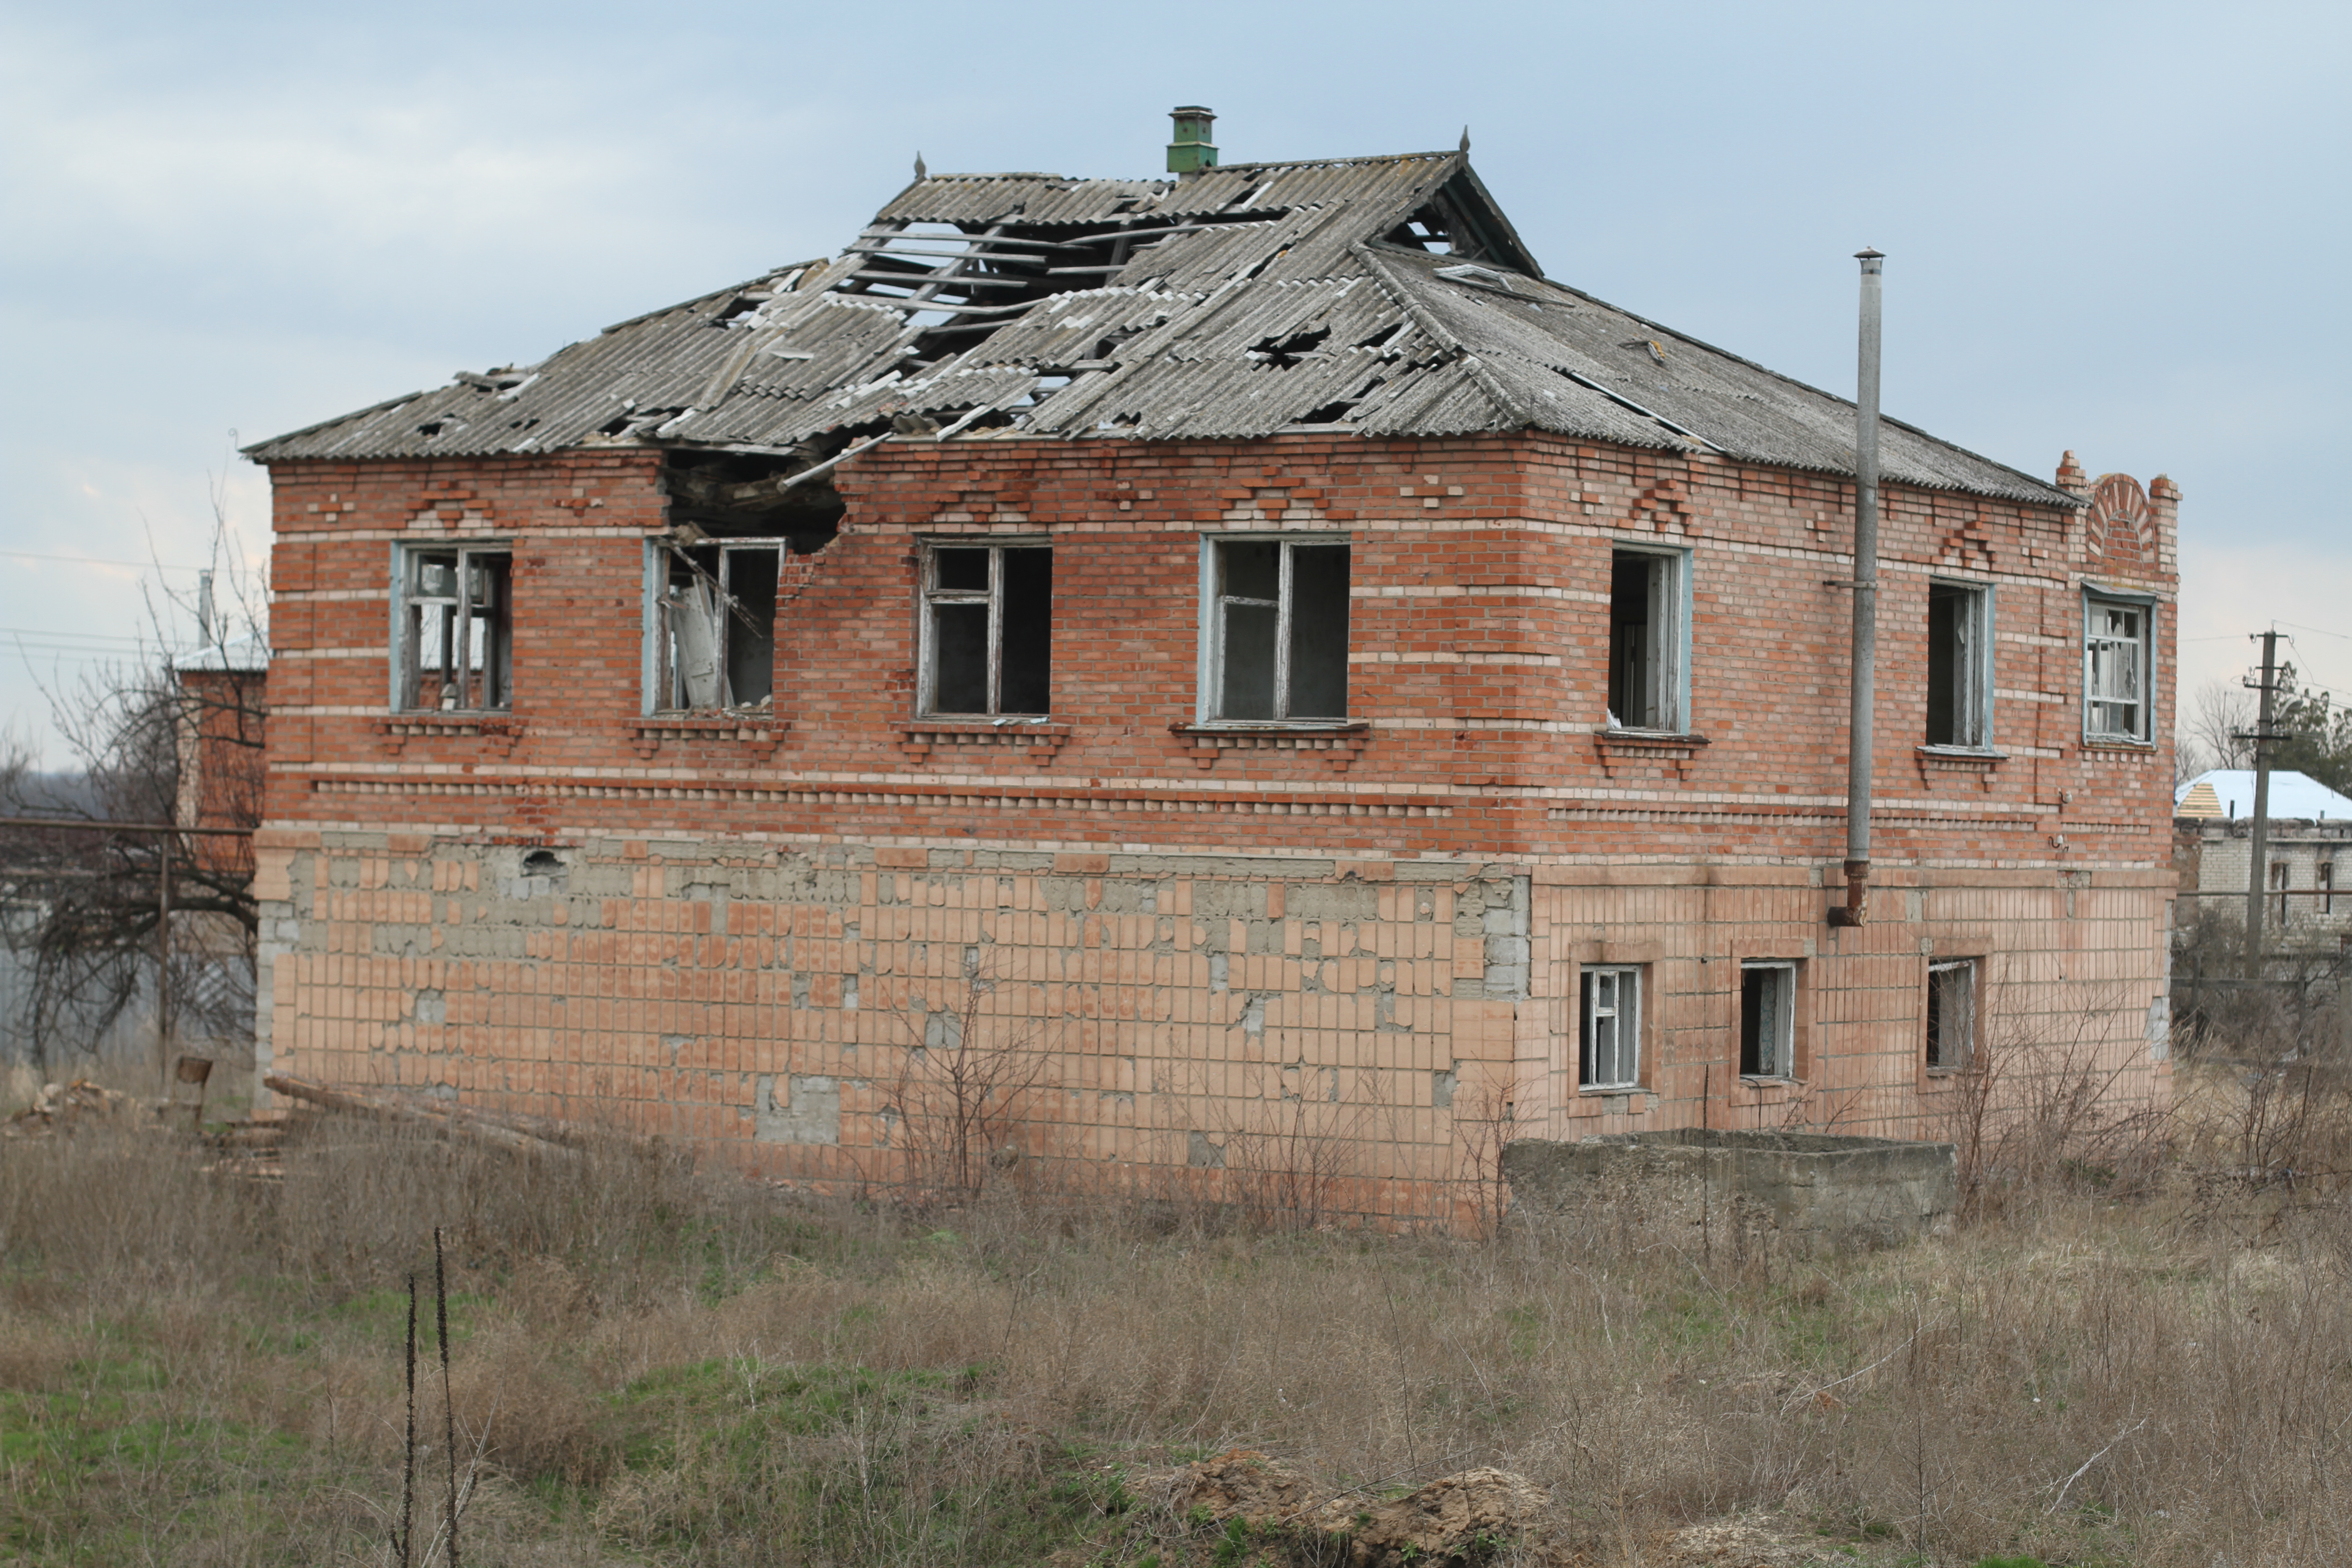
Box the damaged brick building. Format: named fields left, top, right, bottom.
left=245, top=110, right=2177, bottom=1219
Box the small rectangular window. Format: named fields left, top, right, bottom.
left=921, top=543, right=1051, bottom=716
left=399, top=546, right=510, bottom=711
left=655, top=540, right=781, bottom=710
left=1740, top=961, right=1797, bottom=1079
left=1580, top=965, right=1642, bottom=1089
left=1926, top=959, right=1977, bottom=1071
left=2273, top=860, right=2292, bottom=925
left=1926, top=581, right=1991, bottom=747
left=1607, top=548, right=1685, bottom=732
left=2322, top=858, right=2335, bottom=916
left=1206, top=538, right=1348, bottom=721
left=2084, top=595, right=2152, bottom=742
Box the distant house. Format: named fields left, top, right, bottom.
left=238, top=110, right=2178, bottom=1218
left=2176, top=770, right=2352, bottom=937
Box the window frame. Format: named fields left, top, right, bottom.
left=390, top=541, right=513, bottom=713
left=1603, top=543, right=1692, bottom=735
left=1195, top=533, right=1353, bottom=725
left=916, top=538, right=1053, bottom=718
left=1578, top=964, right=1644, bottom=1092
left=1738, top=960, right=1799, bottom=1082
left=644, top=537, right=787, bottom=714
left=1925, top=957, right=1979, bottom=1073
left=1925, top=578, right=1996, bottom=750
left=2082, top=588, right=2157, bottom=745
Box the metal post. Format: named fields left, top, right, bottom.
left=156, top=841, right=173, bottom=1097
left=1832, top=249, right=1884, bottom=926
left=154, top=846, right=172, bottom=1091
left=2246, top=629, right=2278, bottom=975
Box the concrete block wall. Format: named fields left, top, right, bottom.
left=252, top=828, right=2169, bottom=1219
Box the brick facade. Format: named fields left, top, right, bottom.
left=254, top=431, right=2177, bottom=1221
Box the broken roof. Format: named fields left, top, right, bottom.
left=247, top=147, right=2074, bottom=507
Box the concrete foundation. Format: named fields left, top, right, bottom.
left=1501, top=1129, right=1957, bottom=1254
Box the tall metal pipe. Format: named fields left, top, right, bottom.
left=1832, top=249, right=1885, bottom=927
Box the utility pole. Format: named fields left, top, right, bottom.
left=2243, top=629, right=2281, bottom=976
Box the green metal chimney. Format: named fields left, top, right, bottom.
left=1166, top=106, right=1218, bottom=174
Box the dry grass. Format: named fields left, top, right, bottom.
left=4, top=1068, right=2352, bottom=1565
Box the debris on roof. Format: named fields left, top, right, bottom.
left=247, top=138, right=2073, bottom=508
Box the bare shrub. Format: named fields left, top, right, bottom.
left=1939, top=975, right=2168, bottom=1220
left=1218, top=1065, right=1392, bottom=1231
left=879, top=952, right=1050, bottom=1205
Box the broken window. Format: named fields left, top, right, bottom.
left=1739, top=961, right=1797, bottom=1079
left=1580, top=965, right=1642, bottom=1090
left=921, top=543, right=1052, bottom=716
left=1926, top=580, right=1992, bottom=748
left=1205, top=538, right=1349, bottom=722
left=1606, top=548, right=1686, bottom=732
left=654, top=541, right=781, bottom=710
left=397, top=546, right=510, bottom=711
left=2084, top=594, right=2153, bottom=742
left=2322, top=858, right=2336, bottom=916
left=2274, top=860, right=2293, bottom=925
left=1926, top=959, right=1977, bottom=1071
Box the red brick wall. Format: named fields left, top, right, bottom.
left=251, top=433, right=2177, bottom=1216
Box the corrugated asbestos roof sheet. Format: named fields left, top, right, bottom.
left=246, top=148, right=2076, bottom=508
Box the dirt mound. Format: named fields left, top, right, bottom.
left=1159, top=1450, right=1552, bottom=1565
left=1308, top=1466, right=1552, bottom=1565
left=1161, top=1448, right=1312, bottom=1524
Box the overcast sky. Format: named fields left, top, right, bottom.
left=2, top=0, right=2345, bottom=765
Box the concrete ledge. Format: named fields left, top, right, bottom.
left=1502, top=1129, right=1956, bottom=1255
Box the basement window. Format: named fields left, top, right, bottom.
left=1580, top=966, right=1642, bottom=1091
left=397, top=545, right=510, bottom=711
left=921, top=543, right=1052, bottom=716
left=2083, top=593, right=2154, bottom=742
left=1926, top=959, right=1978, bottom=1072
left=1606, top=547, right=1688, bottom=732
left=653, top=540, right=781, bottom=710
left=1203, top=538, right=1349, bottom=722
left=1926, top=581, right=1992, bottom=748
left=1739, top=961, right=1798, bottom=1080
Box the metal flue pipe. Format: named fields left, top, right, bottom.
left=1832, top=248, right=1885, bottom=927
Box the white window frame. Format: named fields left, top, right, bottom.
left=1739, top=960, right=1798, bottom=1081
left=1926, top=958, right=1978, bottom=1072
left=1579, top=965, right=1642, bottom=1091
left=1925, top=578, right=1995, bottom=750
left=1196, top=533, right=1352, bottom=725
left=644, top=537, right=786, bottom=713
left=2083, top=590, right=2156, bottom=744
left=917, top=539, right=1052, bottom=717
left=390, top=542, right=512, bottom=713
left=1604, top=544, right=1691, bottom=734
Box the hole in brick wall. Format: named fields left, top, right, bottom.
left=521, top=849, right=564, bottom=877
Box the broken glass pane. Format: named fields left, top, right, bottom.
left=998, top=548, right=1052, bottom=714
left=1287, top=544, right=1348, bottom=719
left=934, top=548, right=990, bottom=593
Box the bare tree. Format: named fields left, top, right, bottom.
left=2179, top=677, right=2255, bottom=783
left=0, top=500, right=266, bottom=1074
